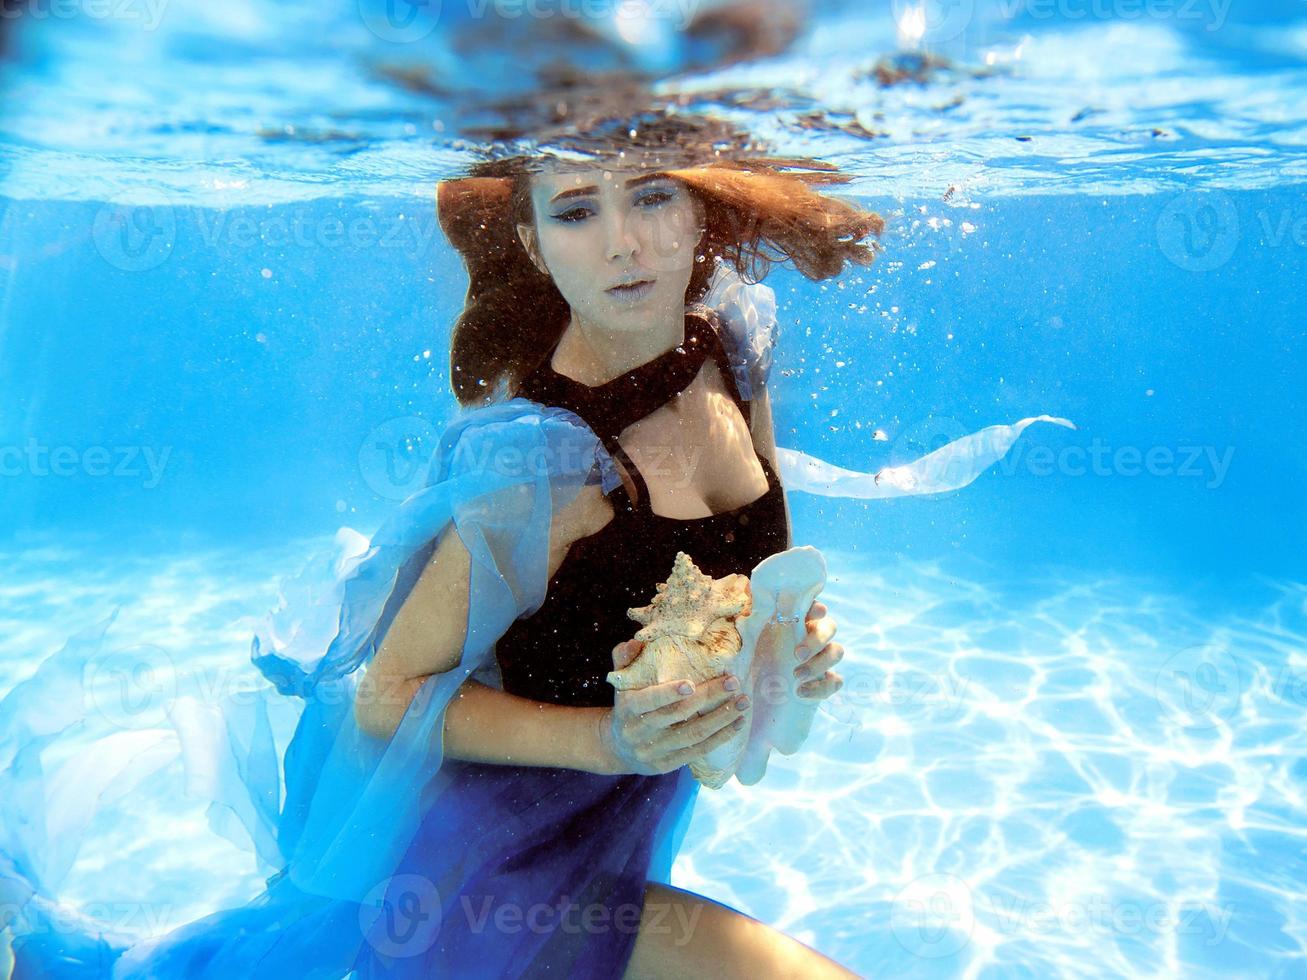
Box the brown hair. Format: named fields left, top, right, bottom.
left=438, top=155, right=885, bottom=407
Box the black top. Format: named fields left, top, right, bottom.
left=496, top=311, right=791, bottom=708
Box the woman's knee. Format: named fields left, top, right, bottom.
left=623, top=882, right=735, bottom=979
left=623, top=882, right=859, bottom=980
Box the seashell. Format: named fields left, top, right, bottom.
left=606, top=547, right=828, bottom=788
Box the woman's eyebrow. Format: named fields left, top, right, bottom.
left=548, top=173, right=670, bottom=205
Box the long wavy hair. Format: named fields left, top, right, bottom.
left=438, top=131, right=885, bottom=406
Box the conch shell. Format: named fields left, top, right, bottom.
left=607, top=547, right=828, bottom=788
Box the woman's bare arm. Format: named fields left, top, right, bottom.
left=749, top=380, right=779, bottom=470
left=749, top=381, right=793, bottom=545
left=353, top=481, right=626, bottom=774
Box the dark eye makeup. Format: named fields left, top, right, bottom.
left=547, top=185, right=677, bottom=224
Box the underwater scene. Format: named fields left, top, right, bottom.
left=1, top=0, right=1306, bottom=977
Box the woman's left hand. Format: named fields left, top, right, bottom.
left=793, top=600, right=845, bottom=701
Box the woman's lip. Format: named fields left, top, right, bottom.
left=606, top=279, right=655, bottom=300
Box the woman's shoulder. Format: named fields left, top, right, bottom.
left=694, top=259, right=780, bottom=402
left=432, top=397, right=622, bottom=493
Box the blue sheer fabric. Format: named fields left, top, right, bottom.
left=0, top=260, right=1072, bottom=979
left=1, top=399, right=699, bottom=979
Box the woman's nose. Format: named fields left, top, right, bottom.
left=601, top=209, right=638, bottom=261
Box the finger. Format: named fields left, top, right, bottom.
left=796, top=615, right=837, bottom=661
left=646, top=673, right=741, bottom=726
left=805, top=600, right=827, bottom=627
left=621, top=675, right=701, bottom=718
left=795, top=642, right=845, bottom=681
left=796, top=671, right=844, bottom=701
left=659, top=695, right=747, bottom=753
left=611, top=639, right=643, bottom=670
left=664, top=712, right=749, bottom=769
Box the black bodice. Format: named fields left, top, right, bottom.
left=496, top=311, right=791, bottom=708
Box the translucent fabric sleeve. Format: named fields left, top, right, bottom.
left=0, top=398, right=609, bottom=978
left=252, top=399, right=609, bottom=906
left=698, top=257, right=779, bottom=402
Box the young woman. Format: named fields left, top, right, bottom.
left=341, top=139, right=885, bottom=978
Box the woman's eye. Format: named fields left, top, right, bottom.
left=638, top=190, right=673, bottom=207
left=551, top=206, right=593, bottom=223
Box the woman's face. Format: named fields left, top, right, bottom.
left=516, top=166, right=705, bottom=333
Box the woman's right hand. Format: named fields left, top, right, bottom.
left=598, top=639, right=752, bottom=776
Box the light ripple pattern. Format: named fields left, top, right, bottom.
left=1, top=540, right=1305, bottom=977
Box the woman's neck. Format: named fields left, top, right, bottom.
left=550, top=309, right=685, bottom=387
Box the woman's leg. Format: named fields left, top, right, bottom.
left=622, top=882, right=862, bottom=979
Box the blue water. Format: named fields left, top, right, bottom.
left=2, top=1, right=1306, bottom=977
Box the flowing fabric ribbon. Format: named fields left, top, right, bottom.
left=776, top=415, right=1078, bottom=498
